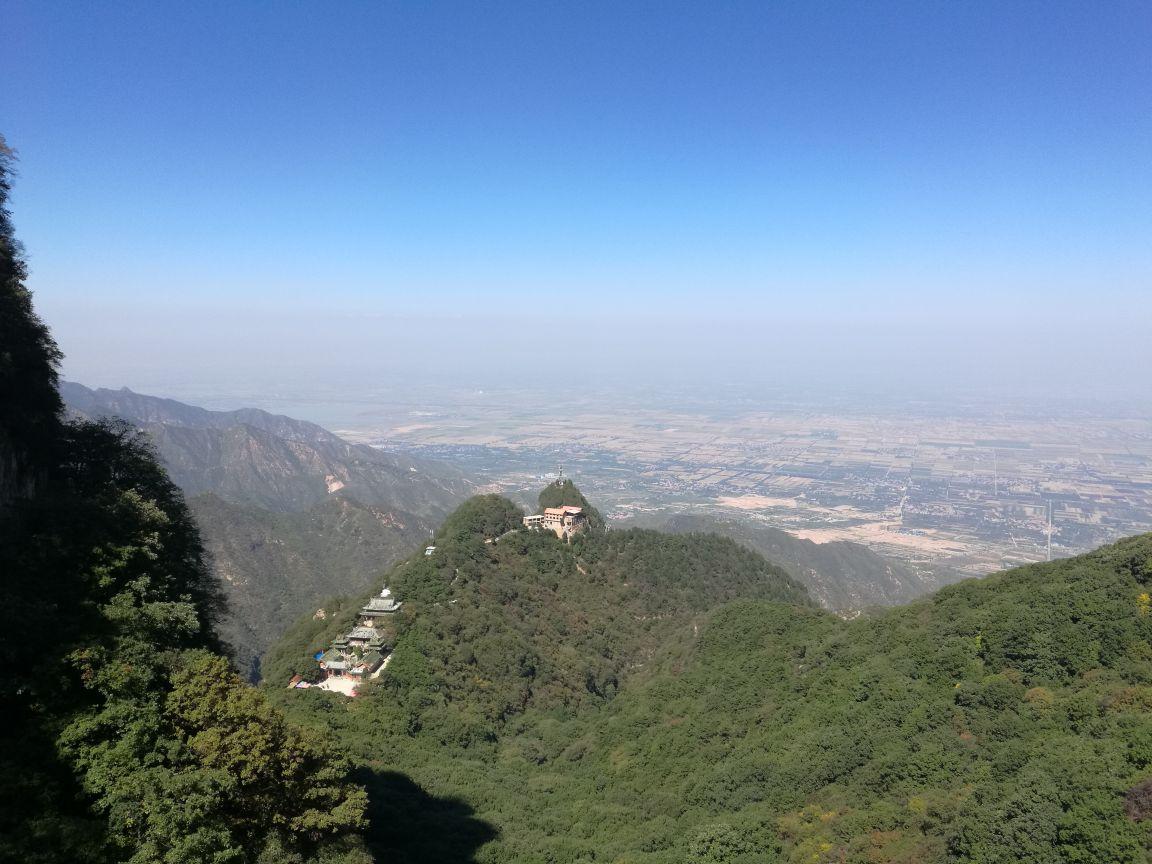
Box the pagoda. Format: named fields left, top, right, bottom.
left=358, top=585, right=402, bottom=626
left=316, top=583, right=402, bottom=690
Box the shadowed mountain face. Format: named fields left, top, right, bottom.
left=662, top=512, right=960, bottom=610
left=61, top=382, right=475, bottom=676
left=189, top=493, right=439, bottom=678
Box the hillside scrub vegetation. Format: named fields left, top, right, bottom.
left=266, top=491, right=813, bottom=738
left=269, top=490, right=1152, bottom=862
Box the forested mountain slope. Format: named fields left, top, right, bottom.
left=0, top=142, right=369, bottom=864
left=265, top=486, right=813, bottom=725
left=190, top=493, right=434, bottom=679
left=664, top=512, right=959, bottom=610
left=269, top=487, right=1152, bottom=863
left=61, top=381, right=476, bottom=675
left=497, top=533, right=1152, bottom=863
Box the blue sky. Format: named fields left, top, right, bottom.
left=2, top=1, right=1150, bottom=398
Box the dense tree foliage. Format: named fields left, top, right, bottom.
left=269, top=492, right=811, bottom=744
left=0, top=420, right=371, bottom=864
left=270, top=498, right=1152, bottom=862
left=0, top=146, right=368, bottom=864
left=436, top=493, right=525, bottom=542
left=0, top=136, right=63, bottom=502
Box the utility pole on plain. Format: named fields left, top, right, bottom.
left=1046, top=500, right=1053, bottom=562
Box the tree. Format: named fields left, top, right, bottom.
left=38, top=428, right=367, bottom=863
left=437, top=493, right=524, bottom=541
left=0, top=146, right=371, bottom=862
left=0, top=135, right=63, bottom=504
left=688, top=822, right=777, bottom=863
left=166, top=654, right=368, bottom=859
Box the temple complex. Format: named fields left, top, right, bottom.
left=313, top=584, right=402, bottom=694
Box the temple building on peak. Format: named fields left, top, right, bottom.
left=523, top=505, right=587, bottom=540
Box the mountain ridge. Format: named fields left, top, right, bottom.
left=263, top=488, right=814, bottom=717
left=60, top=381, right=476, bottom=676
left=61, top=381, right=473, bottom=515
left=661, top=511, right=960, bottom=610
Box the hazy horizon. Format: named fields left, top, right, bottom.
left=4, top=0, right=1150, bottom=415
left=46, top=300, right=1152, bottom=422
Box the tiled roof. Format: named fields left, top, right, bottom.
left=362, top=597, right=401, bottom=613
left=544, top=506, right=584, bottom=516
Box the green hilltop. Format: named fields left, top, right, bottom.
left=537, top=477, right=605, bottom=530
left=263, top=487, right=813, bottom=725
left=266, top=487, right=1152, bottom=864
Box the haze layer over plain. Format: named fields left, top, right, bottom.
left=2, top=1, right=1149, bottom=405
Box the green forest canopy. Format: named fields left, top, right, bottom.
left=268, top=492, right=1152, bottom=864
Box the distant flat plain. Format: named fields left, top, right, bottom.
left=322, top=389, right=1152, bottom=576
left=185, top=382, right=1152, bottom=577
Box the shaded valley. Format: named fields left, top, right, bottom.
left=62, top=382, right=476, bottom=674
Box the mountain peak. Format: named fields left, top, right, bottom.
left=537, top=478, right=603, bottom=530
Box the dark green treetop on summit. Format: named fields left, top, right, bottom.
left=538, top=478, right=604, bottom=530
